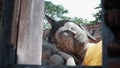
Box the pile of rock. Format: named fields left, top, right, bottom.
left=42, top=40, right=76, bottom=66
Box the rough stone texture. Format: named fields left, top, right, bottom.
left=42, top=23, right=102, bottom=66
left=42, top=49, right=52, bottom=60
left=48, top=54, right=65, bottom=65
left=42, top=60, right=49, bottom=66
left=85, top=23, right=102, bottom=43
left=42, top=40, right=77, bottom=66
left=43, top=23, right=102, bottom=43
left=42, top=40, right=58, bottom=60
left=66, top=57, right=76, bottom=66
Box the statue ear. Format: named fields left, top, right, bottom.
left=45, top=14, right=56, bottom=26
left=79, top=25, right=96, bottom=41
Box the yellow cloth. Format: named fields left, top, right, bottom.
left=82, top=41, right=102, bottom=66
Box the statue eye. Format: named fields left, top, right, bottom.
left=60, top=30, right=75, bottom=38
left=61, top=31, right=69, bottom=37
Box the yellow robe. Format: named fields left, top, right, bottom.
left=82, top=41, right=102, bottom=66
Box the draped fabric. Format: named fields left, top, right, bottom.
left=82, top=41, right=102, bottom=66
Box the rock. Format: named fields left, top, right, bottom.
left=42, top=59, right=49, bottom=65
left=42, top=49, right=52, bottom=60
left=49, top=54, right=65, bottom=65
left=66, top=57, right=76, bottom=66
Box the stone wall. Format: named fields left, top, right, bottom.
left=85, top=23, right=102, bottom=43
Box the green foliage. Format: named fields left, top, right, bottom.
left=44, top=1, right=69, bottom=30
left=60, top=16, right=71, bottom=20
left=60, top=16, right=90, bottom=26
left=43, top=19, right=51, bottom=30
left=45, top=1, right=68, bottom=18
left=71, top=17, right=89, bottom=25
left=92, top=4, right=102, bottom=23
left=44, top=1, right=94, bottom=30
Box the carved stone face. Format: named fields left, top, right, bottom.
left=45, top=15, right=96, bottom=60
left=54, top=22, right=89, bottom=55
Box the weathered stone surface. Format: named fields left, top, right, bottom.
left=49, top=54, right=65, bottom=65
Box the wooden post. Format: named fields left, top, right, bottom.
left=0, top=0, right=2, bottom=33
left=17, top=0, right=44, bottom=65
left=0, top=0, right=15, bottom=67
left=11, top=0, right=21, bottom=51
